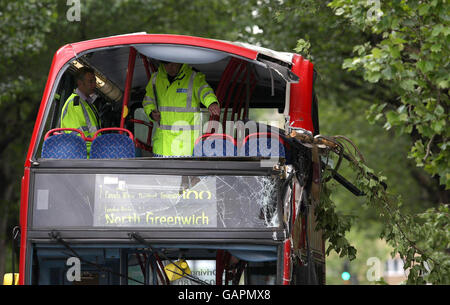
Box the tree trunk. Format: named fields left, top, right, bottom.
left=0, top=212, right=7, bottom=284
left=0, top=183, right=13, bottom=283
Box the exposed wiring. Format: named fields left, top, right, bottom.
left=129, top=232, right=210, bottom=285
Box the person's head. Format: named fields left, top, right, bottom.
left=76, top=67, right=96, bottom=96
left=161, top=61, right=182, bottom=77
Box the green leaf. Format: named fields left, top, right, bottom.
left=417, top=60, right=434, bottom=73
left=437, top=78, right=449, bottom=89
left=372, top=47, right=382, bottom=59
left=366, top=71, right=381, bottom=83
left=431, top=120, right=446, bottom=133
left=432, top=24, right=444, bottom=37
left=418, top=4, right=430, bottom=16
left=390, top=36, right=407, bottom=45
left=398, top=113, right=408, bottom=122
left=400, top=79, right=417, bottom=91
left=294, top=38, right=311, bottom=54
left=443, top=26, right=450, bottom=36
left=335, top=8, right=345, bottom=16
left=434, top=104, right=444, bottom=116
left=381, top=66, right=393, bottom=79
left=404, top=124, right=413, bottom=134
left=353, top=44, right=366, bottom=55
left=430, top=44, right=442, bottom=53
left=389, top=45, right=401, bottom=58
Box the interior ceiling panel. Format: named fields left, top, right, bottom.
left=82, top=45, right=287, bottom=106
left=84, top=46, right=148, bottom=91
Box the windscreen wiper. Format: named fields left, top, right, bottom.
left=49, top=231, right=145, bottom=285
left=129, top=232, right=211, bottom=285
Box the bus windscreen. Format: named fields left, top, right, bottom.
left=31, top=173, right=281, bottom=229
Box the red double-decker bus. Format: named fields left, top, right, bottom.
left=11, top=33, right=324, bottom=285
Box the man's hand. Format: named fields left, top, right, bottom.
left=150, top=110, right=161, bottom=123
left=208, top=102, right=220, bottom=117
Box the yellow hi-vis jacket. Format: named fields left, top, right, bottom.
left=60, top=92, right=101, bottom=155
left=142, top=64, right=218, bottom=156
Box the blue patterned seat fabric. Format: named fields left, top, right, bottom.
left=41, top=133, right=87, bottom=159
left=244, top=137, right=286, bottom=158
left=193, top=137, right=237, bottom=157
left=90, top=133, right=135, bottom=159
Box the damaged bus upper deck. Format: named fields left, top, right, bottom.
left=14, top=33, right=325, bottom=285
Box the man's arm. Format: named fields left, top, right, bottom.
left=195, top=73, right=220, bottom=115
left=60, top=97, right=83, bottom=131
left=150, top=110, right=161, bottom=123
left=142, top=76, right=160, bottom=123
left=208, top=102, right=220, bottom=116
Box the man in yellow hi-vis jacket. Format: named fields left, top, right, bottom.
left=142, top=62, right=220, bottom=156
left=60, top=67, right=101, bottom=155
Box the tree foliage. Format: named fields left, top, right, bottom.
left=314, top=0, right=450, bottom=283
left=245, top=0, right=449, bottom=283
left=329, top=0, right=449, bottom=189
left=351, top=149, right=449, bottom=284
left=309, top=130, right=449, bottom=284
left=0, top=0, right=448, bottom=284
left=0, top=0, right=58, bottom=279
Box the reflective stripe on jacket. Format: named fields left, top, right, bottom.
left=143, top=64, right=218, bottom=156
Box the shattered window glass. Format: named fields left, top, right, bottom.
left=32, top=173, right=281, bottom=229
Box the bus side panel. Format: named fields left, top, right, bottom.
left=289, top=54, right=314, bottom=133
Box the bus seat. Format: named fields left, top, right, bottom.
left=41, top=129, right=87, bottom=159
left=242, top=133, right=286, bottom=158
left=90, top=128, right=135, bottom=159
left=193, top=134, right=237, bottom=157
